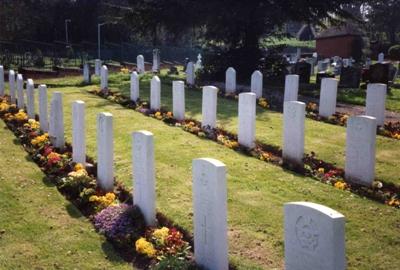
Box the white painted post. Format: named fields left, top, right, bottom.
left=72, top=101, right=86, bottom=165
left=283, top=101, right=305, bottom=166
left=95, top=59, right=101, bottom=76
left=251, top=70, right=263, bottom=98
left=26, top=79, right=35, bottom=119
left=186, top=61, right=195, bottom=85
left=345, top=115, right=377, bottom=186
left=319, top=78, right=339, bottom=117
left=97, top=112, right=114, bottom=192
left=172, top=80, right=185, bottom=121
left=130, top=71, right=139, bottom=102
left=0, top=66, right=4, bottom=96
left=225, top=67, right=236, bottom=93
left=238, top=92, right=256, bottom=148
left=100, top=65, right=108, bottom=90
left=137, top=55, right=145, bottom=73
left=366, top=83, right=387, bottom=126
left=193, top=158, right=228, bottom=270
left=284, top=202, right=346, bottom=270
left=284, top=75, right=299, bottom=102
left=9, top=70, right=16, bottom=104
left=201, top=86, right=218, bottom=128
left=49, top=92, right=65, bottom=149
left=38, top=85, right=49, bottom=132
left=150, top=76, right=161, bottom=110
left=16, top=74, right=24, bottom=109
left=132, top=130, right=156, bottom=226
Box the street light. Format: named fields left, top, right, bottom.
left=97, top=21, right=117, bottom=59
left=65, top=19, right=71, bottom=44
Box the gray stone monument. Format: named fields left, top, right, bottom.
left=172, top=81, right=185, bottom=121
left=49, top=92, right=65, bottom=149
left=0, top=66, right=4, bottom=96
left=9, top=70, right=16, bottom=104
left=152, top=49, right=160, bottom=72
left=95, top=59, right=101, bottom=76
left=225, top=67, right=236, bottom=93
left=201, top=86, right=218, bottom=128
left=16, top=74, right=24, bottom=109
left=38, top=85, right=49, bottom=132
left=283, top=101, right=305, bottom=166
left=186, top=61, right=195, bottom=86
left=284, top=75, right=299, bottom=102
left=366, top=83, right=387, bottom=126
left=100, top=65, right=108, bottom=91
left=130, top=71, right=139, bottom=102
left=26, top=79, right=35, bottom=119
left=83, top=63, right=91, bottom=84
left=251, top=70, right=263, bottom=98
left=72, top=101, right=86, bottom=165
left=137, top=55, right=145, bottom=73
left=150, top=76, right=161, bottom=110
left=97, top=112, right=114, bottom=192
left=238, top=92, right=256, bottom=148
left=319, top=78, right=338, bottom=118
left=378, top=52, right=384, bottom=63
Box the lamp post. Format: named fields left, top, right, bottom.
left=65, top=19, right=71, bottom=44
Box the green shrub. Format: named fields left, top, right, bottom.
left=388, top=45, right=400, bottom=60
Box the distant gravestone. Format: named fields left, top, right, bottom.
left=368, top=63, right=390, bottom=85
left=49, top=92, right=64, bottom=149
left=137, top=55, right=145, bottom=73
left=339, top=67, right=361, bottom=88
left=378, top=52, right=384, bottom=63
left=284, top=75, right=299, bottom=102
left=294, top=62, right=311, bottom=84
left=305, top=58, right=315, bottom=75
left=251, top=70, right=263, bottom=98
left=284, top=202, right=346, bottom=270
left=97, top=112, right=114, bottom=192
left=202, top=86, right=218, bottom=128
left=283, top=101, right=305, bottom=167
left=195, top=53, right=203, bottom=72
left=186, top=61, right=195, bottom=86
left=150, top=76, right=161, bottom=110
left=172, top=81, right=185, bottom=121
left=366, top=83, right=387, bottom=126
left=9, top=70, right=16, bottom=104
left=72, top=101, right=86, bottom=165
left=152, top=49, right=160, bottom=72
left=238, top=92, right=256, bottom=148
left=345, top=115, right=377, bottom=186
left=317, top=60, right=329, bottom=72
left=316, top=72, right=335, bottom=85
left=130, top=71, right=139, bottom=102
left=38, top=85, right=49, bottom=132
left=319, top=78, right=338, bottom=118
left=100, top=65, right=108, bottom=91
left=192, top=158, right=228, bottom=270
left=0, top=66, right=4, bottom=96
left=225, top=67, right=236, bottom=93
left=132, top=130, right=156, bottom=226
left=26, top=79, right=35, bottom=119
left=83, top=63, right=91, bottom=84
left=16, top=74, right=24, bottom=109
left=95, top=59, right=101, bottom=76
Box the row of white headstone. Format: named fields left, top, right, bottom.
left=0, top=65, right=347, bottom=270
left=94, top=66, right=381, bottom=187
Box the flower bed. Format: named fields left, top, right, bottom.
left=0, top=96, right=200, bottom=270
left=87, top=89, right=400, bottom=209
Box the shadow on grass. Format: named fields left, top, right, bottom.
left=65, top=202, right=84, bottom=219
left=101, top=242, right=127, bottom=263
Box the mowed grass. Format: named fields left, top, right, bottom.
left=14, top=75, right=400, bottom=269
left=71, top=71, right=400, bottom=186
left=0, top=121, right=132, bottom=269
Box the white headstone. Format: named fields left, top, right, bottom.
left=192, top=158, right=228, bottom=270
left=251, top=70, right=263, bottom=98
left=345, top=115, right=377, bottom=186
left=152, top=49, right=160, bottom=72
left=186, top=61, right=195, bottom=86
left=150, top=76, right=161, bottom=110
left=195, top=53, right=203, bottom=72
left=26, top=79, right=35, bottom=119
left=172, top=81, right=185, bottom=121
left=72, top=101, right=86, bottom=165
left=49, top=92, right=65, bottom=149
left=97, top=112, right=114, bottom=192
left=0, top=66, right=4, bottom=96
left=201, top=86, right=218, bottom=128
left=319, top=78, right=338, bottom=118
left=132, top=130, right=156, bottom=226
left=83, top=63, right=90, bottom=84
left=100, top=65, right=108, bottom=90
left=225, top=67, right=236, bottom=93
left=38, top=85, right=49, bottom=132
left=9, top=70, right=16, bottom=104
left=283, top=101, right=305, bottom=166
left=284, top=75, right=299, bottom=102
left=378, top=53, right=384, bottom=63
left=95, top=59, right=101, bottom=76
left=137, top=55, right=145, bottom=73
left=238, top=92, right=256, bottom=148
left=16, top=74, right=24, bottom=109
left=284, top=202, right=346, bottom=270
left=366, top=83, right=387, bottom=126
left=130, top=71, right=140, bottom=102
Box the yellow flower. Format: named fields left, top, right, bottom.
left=155, top=112, right=161, bottom=117
left=166, top=111, right=173, bottom=118
left=74, top=163, right=84, bottom=171
left=153, top=227, right=169, bottom=244
left=89, top=193, right=116, bottom=208
left=0, top=102, right=10, bottom=112
left=388, top=198, right=400, bottom=207
left=317, top=168, right=325, bottom=174
left=334, top=181, right=348, bottom=190
left=120, top=67, right=129, bottom=74
left=135, top=237, right=156, bottom=257
left=340, top=115, right=349, bottom=124
left=15, top=110, right=28, bottom=122
left=28, top=119, right=40, bottom=129
left=259, top=152, right=271, bottom=161
left=258, top=98, right=269, bottom=108
left=68, top=169, right=88, bottom=178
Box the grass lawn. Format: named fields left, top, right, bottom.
left=7, top=74, right=398, bottom=269
left=0, top=121, right=132, bottom=269
left=61, top=71, right=400, bottom=186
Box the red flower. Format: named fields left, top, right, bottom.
left=43, top=146, right=53, bottom=157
